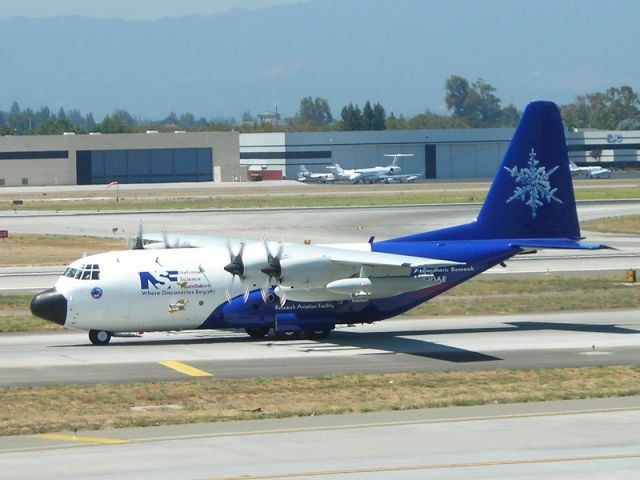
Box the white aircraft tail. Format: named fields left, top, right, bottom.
left=384, top=153, right=413, bottom=166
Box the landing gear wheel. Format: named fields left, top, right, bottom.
left=305, top=328, right=332, bottom=340
left=88, top=329, right=112, bottom=346
left=275, top=330, right=301, bottom=340
left=245, top=327, right=270, bottom=339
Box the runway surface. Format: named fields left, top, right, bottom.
left=1, top=310, right=639, bottom=387
left=1, top=200, right=638, bottom=243
left=1, top=396, right=639, bottom=479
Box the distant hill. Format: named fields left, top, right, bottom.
left=0, top=0, right=637, bottom=120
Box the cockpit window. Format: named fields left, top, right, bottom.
left=64, top=264, right=100, bottom=281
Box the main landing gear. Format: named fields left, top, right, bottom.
left=245, top=327, right=270, bottom=338
left=304, top=328, right=332, bottom=340
left=244, top=327, right=332, bottom=340
left=88, top=329, right=112, bottom=346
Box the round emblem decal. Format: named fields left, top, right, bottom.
left=91, top=287, right=103, bottom=299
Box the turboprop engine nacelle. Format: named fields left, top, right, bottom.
left=326, top=276, right=437, bottom=298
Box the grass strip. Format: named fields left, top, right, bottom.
left=0, top=234, right=126, bottom=267
left=1, top=366, right=639, bottom=436
left=2, top=191, right=486, bottom=211
left=410, top=275, right=640, bottom=316
left=583, top=214, right=640, bottom=235
left=1, top=183, right=639, bottom=212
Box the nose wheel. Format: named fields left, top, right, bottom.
left=88, top=329, right=112, bottom=346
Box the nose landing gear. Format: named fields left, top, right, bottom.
left=88, top=329, right=112, bottom=346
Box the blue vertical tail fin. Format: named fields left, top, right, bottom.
left=475, top=100, right=579, bottom=239
left=391, top=101, right=582, bottom=242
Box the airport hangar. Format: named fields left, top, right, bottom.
left=241, top=129, right=640, bottom=180
left=0, top=131, right=242, bottom=187
left=0, top=127, right=638, bottom=186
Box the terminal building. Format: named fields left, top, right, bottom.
left=0, top=127, right=638, bottom=186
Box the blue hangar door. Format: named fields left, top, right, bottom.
left=76, top=148, right=213, bottom=184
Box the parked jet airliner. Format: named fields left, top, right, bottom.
left=31, top=101, right=607, bottom=345
left=347, top=153, right=412, bottom=183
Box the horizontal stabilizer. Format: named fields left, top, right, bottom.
left=509, top=239, right=612, bottom=250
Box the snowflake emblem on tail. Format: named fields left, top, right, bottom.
left=504, top=148, right=562, bottom=218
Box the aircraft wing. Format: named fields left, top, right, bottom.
left=273, top=246, right=462, bottom=302
left=321, top=245, right=460, bottom=270
left=139, top=234, right=460, bottom=270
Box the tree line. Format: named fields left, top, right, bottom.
left=2, top=76, right=639, bottom=135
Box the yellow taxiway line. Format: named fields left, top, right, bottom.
left=35, top=434, right=128, bottom=445
left=218, top=452, right=640, bottom=479
left=158, top=360, right=213, bottom=377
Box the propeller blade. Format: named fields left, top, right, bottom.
left=279, top=293, right=287, bottom=308
left=131, top=221, right=144, bottom=250
left=243, top=287, right=250, bottom=304
left=276, top=238, right=284, bottom=258
left=224, top=237, right=246, bottom=278
left=261, top=238, right=282, bottom=283
left=260, top=285, right=269, bottom=303
left=224, top=288, right=232, bottom=304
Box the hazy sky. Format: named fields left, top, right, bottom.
left=1, top=0, right=638, bottom=119
left=0, top=0, right=306, bottom=19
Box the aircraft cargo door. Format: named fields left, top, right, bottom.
left=425, top=145, right=436, bottom=179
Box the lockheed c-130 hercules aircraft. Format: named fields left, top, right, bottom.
left=30, top=101, right=607, bottom=345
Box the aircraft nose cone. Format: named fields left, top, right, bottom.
left=30, top=288, right=67, bottom=326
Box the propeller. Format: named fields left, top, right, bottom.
left=260, top=239, right=285, bottom=305
left=260, top=239, right=283, bottom=283
left=223, top=237, right=250, bottom=303
left=162, top=230, right=183, bottom=249
left=224, top=237, right=246, bottom=277
left=222, top=237, right=288, bottom=306
left=130, top=221, right=144, bottom=250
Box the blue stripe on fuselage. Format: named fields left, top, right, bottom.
left=331, top=241, right=520, bottom=323
left=199, top=242, right=520, bottom=330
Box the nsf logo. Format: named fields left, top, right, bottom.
left=139, top=271, right=179, bottom=290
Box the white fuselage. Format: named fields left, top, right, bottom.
left=570, top=163, right=612, bottom=179
left=52, top=239, right=443, bottom=334
left=58, top=248, right=224, bottom=332
left=349, top=165, right=401, bottom=183
left=298, top=172, right=336, bottom=182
